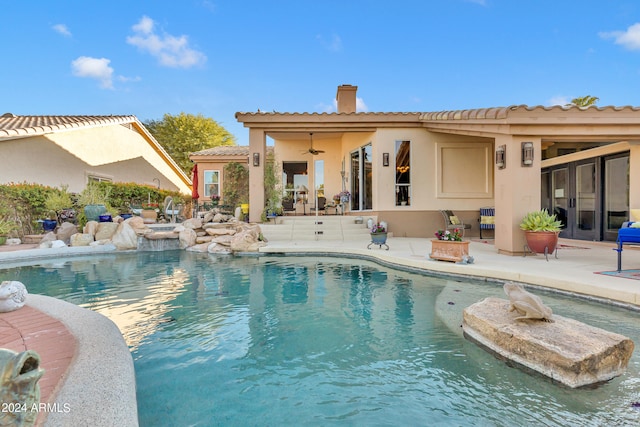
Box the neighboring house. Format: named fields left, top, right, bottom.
left=0, top=114, right=191, bottom=194
left=189, top=145, right=274, bottom=202
left=236, top=85, right=640, bottom=255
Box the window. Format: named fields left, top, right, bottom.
left=395, top=141, right=410, bottom=206
left=350, top=143, right=372, bottom=211
left=204, top=170, right=220, bottom=198
left=87, top=174, right=112, bottom=183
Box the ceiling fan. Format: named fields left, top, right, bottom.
left=303, top=133, right=325, bottom=155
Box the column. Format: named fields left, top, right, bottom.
left=249, top=128, right=266, bottom=223
left=494, top=135, right=542, bottom=255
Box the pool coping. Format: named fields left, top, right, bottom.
left=27, top=294, right=138, bottom=427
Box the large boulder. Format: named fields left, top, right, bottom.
left=70, top=233, right=94, bottom=247
left=95, top=222, right=119, bottom=241
left=229, top=228, right=265, bottom=252
left=181, top=218, right=203, bottom=230
left=126, top=216, right=150, bottom=235
left=111, top=222, right=138, bottom=250
left=56, top=222, right=79, bottom=244
left=462, top=297, right=634, bottom=388
left=179, top=228, right=197, bottom=249
left=83, top=220, right=99, bottom=236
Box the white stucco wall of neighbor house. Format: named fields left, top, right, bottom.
left=2, top=124, right=190, bottom=194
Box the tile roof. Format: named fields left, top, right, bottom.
left=0, top=113, right=137, bottom=138
left=191, top=145, right=274, bottom=156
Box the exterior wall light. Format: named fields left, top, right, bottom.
left=253, top=152, right=260, bottom=167
left=495, top=145, right=506, bottom=169
left=521, top=142, right=534, bottom=167
left=383, top=152, right=389, bottom=167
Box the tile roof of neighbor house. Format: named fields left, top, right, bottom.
left=0, top=113, right=138, bottom=138
left=191, top=145, right=274, bottom=156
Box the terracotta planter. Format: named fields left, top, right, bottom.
left=141, top=209, right=158, bottom=224
left=430, top=240, right=470, bottom=262
left=524, top=231, right=559, bottom=254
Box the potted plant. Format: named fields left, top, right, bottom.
left=0, top=219, right=17, bottom=245
left=430, top=228, right=470, bottom=262
left=45, top=187, right=74, bottom=227
left=77, top=183, right=111, bottom=222
left=368, top=222, right=389, bottom=250
left=141, top=203, right=159, bottom=223
left=520, top=209, right=562, bottom=255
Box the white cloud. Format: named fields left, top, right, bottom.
left=126, top=15, right=207, bottom=68
left=316, top=33, right=343, bottom=52
left=71, top=56, right=114, bottom=89
left=599, top=23, right=640, bottom=50
left=52, top=24, right=71, bottom=37
left=356, top=97, right=368, bottom=112
left=548, top=96, right=571, bottom=106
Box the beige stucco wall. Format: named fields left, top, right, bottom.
left=2, top=124, right=190, bottom=194
left=271, top=128, right=495, bottom=236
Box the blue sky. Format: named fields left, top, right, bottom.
left=3, top=1, right=640, bottom=145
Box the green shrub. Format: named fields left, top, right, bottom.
left=520, top=209, right=562, bottom=232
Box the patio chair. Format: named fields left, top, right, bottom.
left=440, top=210, right=472, bottom=237
left=163, top=196, right=183, bottom=223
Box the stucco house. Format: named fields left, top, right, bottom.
left=189, top=145, right=274, bottom=204
left=236, top=84, right=640, bottom=255
left=0, top=114, right=191, bottom=194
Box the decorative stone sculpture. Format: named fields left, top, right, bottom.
left=504, top=282, right=553, bottom=322
left=0, top=349, right=44, bottom=426
left=0, top=281, right=27, bottom=312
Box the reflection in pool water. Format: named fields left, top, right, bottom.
left=1, top=251, right=639, bottom=426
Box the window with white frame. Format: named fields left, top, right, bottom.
left=204, top=170, right=220, bottom=198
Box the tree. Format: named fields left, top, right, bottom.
left=145, top=113, right=236, bottom=174
left=567, top=96, right=599, bottom=107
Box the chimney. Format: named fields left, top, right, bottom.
left=336, top=85, right=358, bottom=113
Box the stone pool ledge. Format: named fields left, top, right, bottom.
left=27, top=295, right=138, bottom=427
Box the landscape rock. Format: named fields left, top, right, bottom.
left=70, top=233, right=94, bottom=247
left=126, top=217, right=149, bottom=235
left=195, top=236, right=214, bottom=244
left=179, top=228, right=197, bottom=249
left=186, top=242, right=210, bottom=253
left=181, top=218, right=202, bottom=230
left=208, top=242, right=232, bottom=254
left=462, top=297, right=634, bottom=388
left=5, top=238, right=21, bottom=246
left=206, top=228, right=237, bottom=236
left=83, top=221, right=99, bottom=236
left=95, top=222, right=119, bottom=241
left=111, top=222, right=138, bottom=250
left=50, top=240, right=67, bottom=249
left=39, top=232, right=57, bottom=245
left=56, top=222, right=79, bottom=244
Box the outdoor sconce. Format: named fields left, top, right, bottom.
left=495, top=145, right=506, bottom=169
left=252, top=152, right=260, bottom=167
left=382, top=152, right=389, bottom=167
left=521, top=142, right=534, bottom=167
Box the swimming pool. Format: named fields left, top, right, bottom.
left=2, top=251, right=639, bottom=426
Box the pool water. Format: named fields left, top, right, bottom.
left=2, top=251, right=640, bottom=426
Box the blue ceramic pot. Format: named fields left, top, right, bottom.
left=98, top=214, right=113, bottom=222
left=120, top=213, right=133, bottom=220
left=370, top=232, right=387, bottom=244
left=42, top=219, right=57, bottom=232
